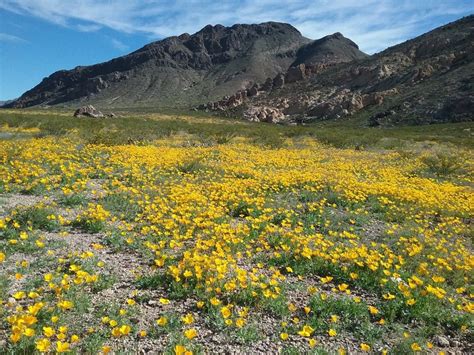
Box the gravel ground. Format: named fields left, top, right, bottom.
left=1, top=192, right=471, bottom=354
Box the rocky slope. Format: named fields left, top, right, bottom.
left=5, top=22, right=366, bottom=109
left=203, top=15, right=474, bottom=125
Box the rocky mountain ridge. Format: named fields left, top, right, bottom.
left=201, top=15, right=474, bottom=125
left=5, top=16, right=474, bottom=126
left=5, top=21, right=367, bottom=110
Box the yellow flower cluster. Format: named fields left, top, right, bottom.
left=0, top=136, right=472, bottom=353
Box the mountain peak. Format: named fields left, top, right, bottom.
left=292, top=32, right=367, bottom=66
left=328, top=32, right=344, bottom=39
left=6, top=21, right=312, bottom=108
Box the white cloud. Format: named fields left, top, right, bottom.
left=76, top=23, right=102, bottom=32
left=0, top=32, right=26, bottom=42
left=110, top=38, right=128, bottom=51
left=0, top=0, right=473, bottom=53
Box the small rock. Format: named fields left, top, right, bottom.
left=434, top=335, right=450, bottom=347
left=449, top=340, right=460, bottom=347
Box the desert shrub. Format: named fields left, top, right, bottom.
left=177, top=159, right=206, bottom=174
left=420, top=146, right=466, bottom=176
left=58, top=193, right=87, bottom=207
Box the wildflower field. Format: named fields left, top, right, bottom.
left=0, top=111, right=473, bottom=354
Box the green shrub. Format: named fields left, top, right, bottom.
left=14, top=205, right=60, bottom=231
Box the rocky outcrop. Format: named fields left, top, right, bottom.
left=200, top=89, right=249, bottom=111
left=307, top=89, right=398, bottom=120
left=244, top=106, right=286, bottom=123
left=73, top=105, right=104, bottom=118
left=285, top=64, right=307, bottom=83
left=199, top=62, right=334, bottom=112
left=202, top=15, right=474, bottom=126
left=247, top=84, right=259, bottom=97
left=272, top=74, right=285, bottom=89
left=348, top=64, right=393, bottom=87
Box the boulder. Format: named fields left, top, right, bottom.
left=435, top=53, right=456, bottom=67
left=247, top=84, right=259, bottom=97
left=261, top=77, right=273, bottom=91
left=362, top=89, right=398, bottom=107
left=368, top=110, right=396, bottom=126
left=273, top=73, right=285, bottom=89
left=244, top=106, right=285, bottom=123
left=283, top=98, right=309, bottom=115
left=361, top=93, right=381, bottom=107
left=433, top=335, right=450, bottom=348
left=308, top=101, right=338, bottom=119
left=350, top=64, right=392, bottom=86
left=411, top=64, right=435, bottom=82
left=285, top=64, right=306, bottom=83
left=226, top=90, right=247, bottom=107
left=73, top=105, right=104, bottom=118
left=307, top=88, right=398, bottom=120
left=344, top=95, right=364, bottom=111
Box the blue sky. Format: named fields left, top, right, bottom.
left=0, top=0, right=473, bottom=101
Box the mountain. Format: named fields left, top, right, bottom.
left=203, top=15, right=474, bottom=125
left=0, top=100, right=14, bottom=106
left=291, top=32, right=367, bottom=67
left=5, top=16, right=473, bottom=126
left=5, top=22, right=366, bottom=109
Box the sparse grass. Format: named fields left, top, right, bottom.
left=0, top=109, right=473, bottom=149
left=102, top=230, right=130, bottom=251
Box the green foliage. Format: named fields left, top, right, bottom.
left=228, top=200, right=255, bottom=218
left=100, top=193, right=140, bottom=221
left=72, top=218, right=105, bottom=233
left=1, top=110, right=472, bottom=149
left=308, top=294, right=379, bottom=341
left=233, top=324, right=262, bottom=344
left=59, top=193, right=87, bottom=207
left=14, top=205, right=60, bottom=232
left=177, top=159, right=206, bottom=174
left=420, top=147, right=465, bottom=176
